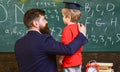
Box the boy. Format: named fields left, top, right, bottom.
left=59, top=2, right=85, bottom=72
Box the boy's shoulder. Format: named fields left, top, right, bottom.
left=65, top=24, right=77, bottom=29
left=63, top=24, right=78, bottom=32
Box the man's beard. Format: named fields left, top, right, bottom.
left=39, top=24, right=51, bottom=34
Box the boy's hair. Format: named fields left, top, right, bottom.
left=61, top=8, right=82, bottom=23
left=23, top=8, right=45, bottom=28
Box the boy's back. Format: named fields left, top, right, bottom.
left=61, top=24, right=83, bottom=68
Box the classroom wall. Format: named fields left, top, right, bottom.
left=0, top=53, right=120, bottom=72
left=0, top=0, right=120, bottom=72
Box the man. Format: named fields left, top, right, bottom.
left=14, top=8, right=88, bottom=72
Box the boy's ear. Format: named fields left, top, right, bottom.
left=68, top=15, right=71, bottom=19
left=66, top=15, right=71, bottom=21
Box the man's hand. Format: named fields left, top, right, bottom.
left=78, top=23, right=86, bottom=36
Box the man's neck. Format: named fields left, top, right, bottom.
left=28, top=29, right=41, bottom=34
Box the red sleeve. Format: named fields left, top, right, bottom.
left=62, top=27, right=73, bottom=44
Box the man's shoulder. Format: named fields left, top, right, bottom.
left=41, top=34, right=52, bottom=38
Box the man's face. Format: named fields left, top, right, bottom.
left=39, top=15, right=51, bottom=34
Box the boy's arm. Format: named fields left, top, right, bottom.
left=58, top=56, right=64, bottom=65
left=59, top=27, right=73, bottom=64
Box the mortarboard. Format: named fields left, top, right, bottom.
left=63, top=2, right=82, bottom=10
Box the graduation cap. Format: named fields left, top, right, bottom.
left=63, top=2, right=82, bottom=10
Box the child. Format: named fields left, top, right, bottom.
left=59, top=2, right=85, bottom=72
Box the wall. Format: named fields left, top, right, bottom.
left=0, top=53, right=120, bottom=72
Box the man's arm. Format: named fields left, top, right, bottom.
left=45, top=32, right=88, bottom=55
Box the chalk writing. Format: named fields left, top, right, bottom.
left=0, top=4, right=8, bottom=23
left=7, top=0, right=11, bottom=4
left=4, top=26, right=25, bottom=36
left=116, top=33, right=120, bottom=42
left=15, top=4, right=24, bottom=24
left=88, top=33, right=120, bottom=46
left=85, top=3, right=118, bottom=28
left=83, top=2, right=119, bottom=48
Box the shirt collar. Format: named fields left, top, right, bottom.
left=28, top=29, right=42, bottom=34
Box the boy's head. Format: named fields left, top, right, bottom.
left=62, top=2, right=82, bottom=24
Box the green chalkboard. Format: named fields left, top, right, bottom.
left=0, top=0, right=120, bottom=52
